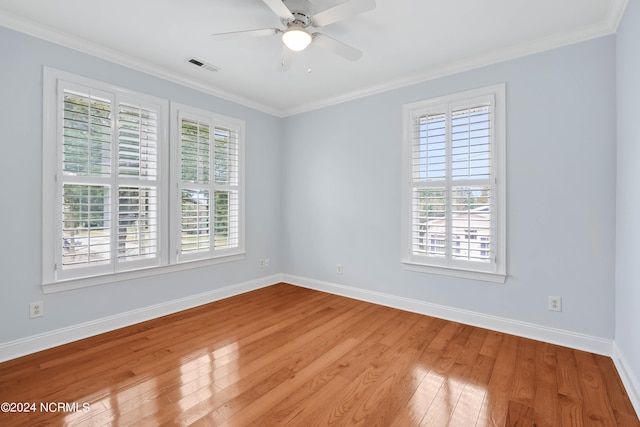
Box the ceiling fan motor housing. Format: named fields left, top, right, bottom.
left=283, top=12, right=311, bottom=27
left=282, top=0, right=314, bottom=27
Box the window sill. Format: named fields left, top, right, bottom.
left=402, top=261, right=507, bottom=284
left=42, top=253, right=245, bottom=294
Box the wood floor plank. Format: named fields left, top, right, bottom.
left=505, top=400, right=535, bottom=426
left=556, top=345, right=586, bottom=427
left=594, top=354, right=640, bottom=424
left=476, top=333, right=519, bottom=427
left=510, top=337, right=537, bottom=408
left=574, top=350, right=619, bottom=426
left=419, top=326, right=487, bottom=426
left=533, top=342, right=560, bottom=427
left=389, top=322, right=472, bottom=426
left=348, top=316, right=445, bottom=427
left=449, top=353, right=496, bottom=426
left=0, top=283, right=637, bottom=427
left=478, top=329, right=504, bottom=359
left=447, top=330, right=495, bottom=426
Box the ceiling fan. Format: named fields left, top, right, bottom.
left=211, top=0, right=376, bottom=68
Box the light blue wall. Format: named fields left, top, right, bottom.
left=282, top=36, right=617, bottom=339
left=0, top=25, right=620, bottom=351
left=0, top=27, right=282, bottom=343
left=616, top=0, right=640, bottom=401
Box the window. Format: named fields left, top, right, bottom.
left=402, top=84, right=506, bottom=283
left=171, top=104, right=244, bottom=264
left=43, top=69, right=244, bottom=290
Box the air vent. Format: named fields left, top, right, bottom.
left=187, top=58, right=220, bottom=73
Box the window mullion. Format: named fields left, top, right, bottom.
left=110, top=95, right=120, bottom=272
left=445, top=106, right=453, bottom=266
left=211, top=126, right=223, bottom=252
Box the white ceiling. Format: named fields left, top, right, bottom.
left=0, top=0, right=627, bottom=116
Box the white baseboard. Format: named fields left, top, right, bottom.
left=284, top=274, right=614, bottom=356
left=0, top=274, right=283, bottom=363
left=613, top=343, right=640, bottom=417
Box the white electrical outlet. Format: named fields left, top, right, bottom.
left=548, top=296, right=562, bottom=312
left=30, top=301, right=44, bottom=319
left=337, top=264, right=343, bottom=274
left=259, top=259, right=265, bottom=268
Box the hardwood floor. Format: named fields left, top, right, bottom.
left=0, top=283, right=637, bottom=426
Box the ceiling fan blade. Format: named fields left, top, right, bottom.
left=262, top=0, right=294, bottom=20
left=311, top=0, right=375, bottom=27
left=278, top=45, right=293, bottom=71
left=211, top=28, right=280, bottom=40
left=312, top=33, right=362, bottom=61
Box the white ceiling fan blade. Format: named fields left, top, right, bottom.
left=211, top=28, right=280, bottom=40
left=312, top=33, right=362, bottom=61
left=312, top=0, right=376, bottom=27
left=262, top=0, right=294, bottom=20
left=278, top=45, right=293, bottom=71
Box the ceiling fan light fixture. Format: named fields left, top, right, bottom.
left=282, top=27, right=312, bottom=51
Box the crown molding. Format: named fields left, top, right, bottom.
left=0, top=11, right=283, bottom=117
left=1, top=0, right=628, bottom=118
left=605, top=0, right=629, bottom=31
left=282, top=15, right=622, bottom=116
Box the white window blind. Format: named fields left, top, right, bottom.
left=117, top=102, right=159, bottom=264
left=60, top=88, right=114, bottom=276
left=174, top=105, right=244, bottom=263
left=53, top=80, right=165, bottom=281
left=180, top=117, right=212, bottom=255
left=403, top=84, right=505, bottom=282
left=213, top=125, right=240, bottom=250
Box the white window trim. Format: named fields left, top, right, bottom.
left=42, top=68, right=245, bottom=293
left=40, top=255, right=245, bottom=294
left=401, top=84, right=506, bottom=283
